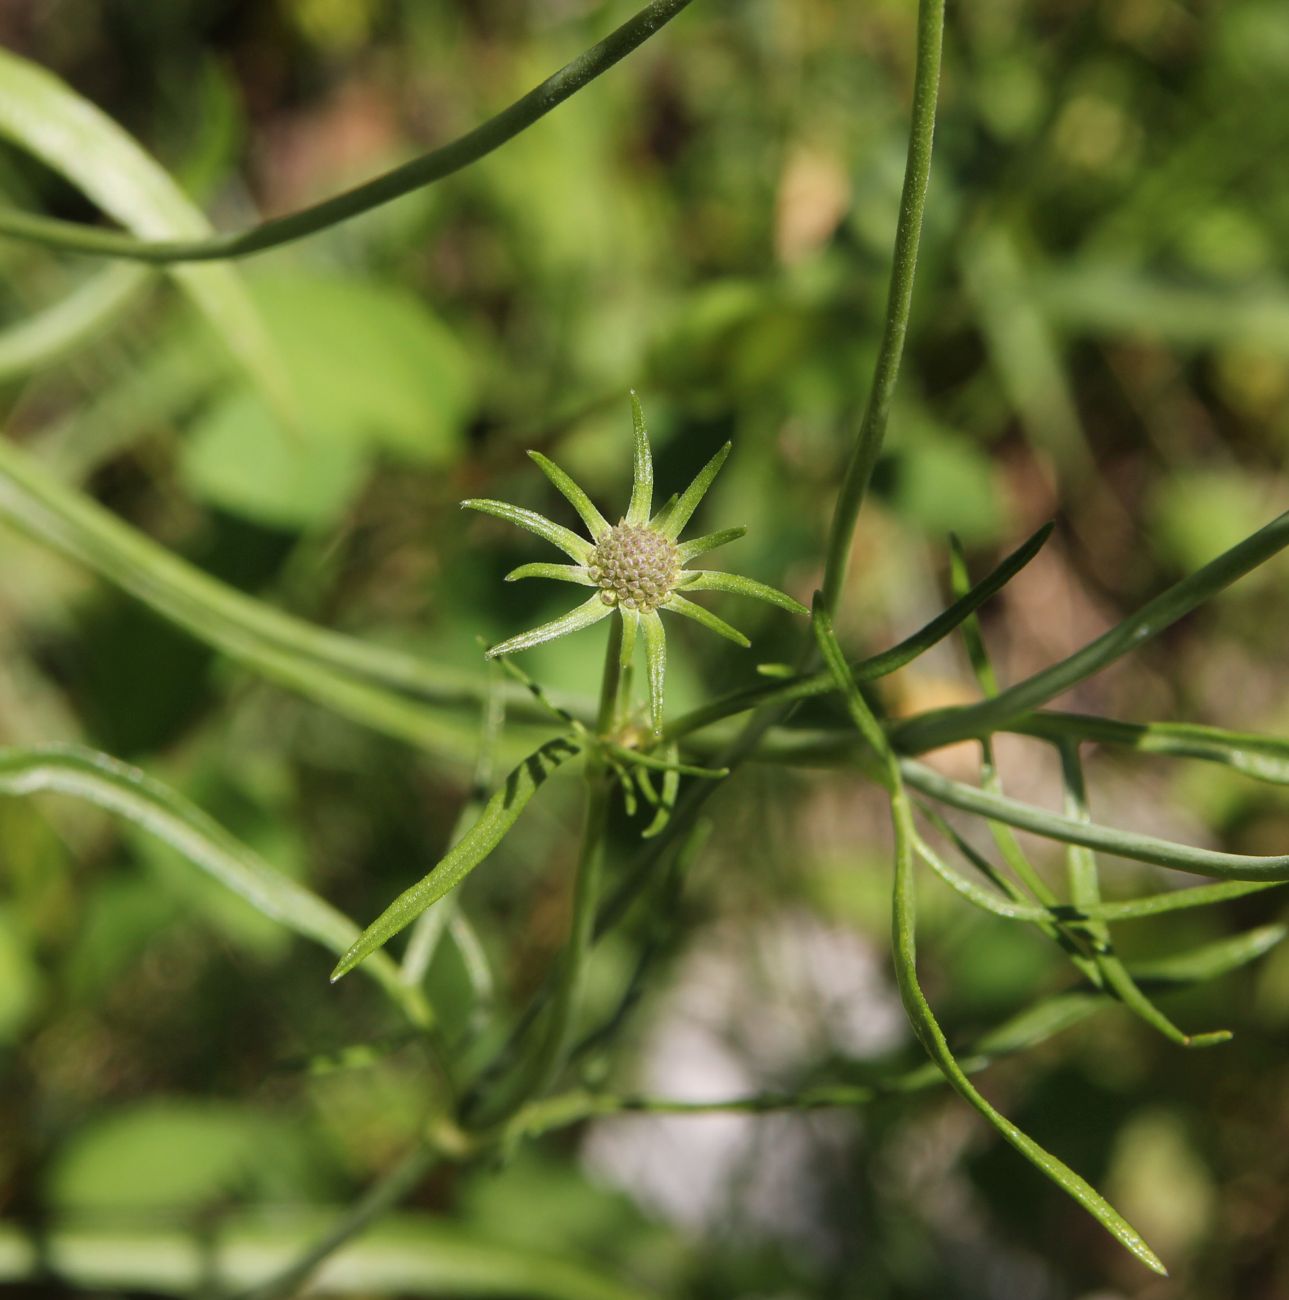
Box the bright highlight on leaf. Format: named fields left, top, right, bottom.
left=463, top=394, right=807, bottom=732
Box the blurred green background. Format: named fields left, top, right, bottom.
left=1, top=0, right=1289, bottom=1296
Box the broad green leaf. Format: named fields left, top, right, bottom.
left=181, top=389, right=367, bottom=531
left=894, top=509, right=1289, bottom=754
left=46, top=1101, right=331, bottom=1213
left=0, top=745, right=426, bottom=1025
left=332, top=737, right=582, bottom=981
left=0, top=46, right=292, bottom=420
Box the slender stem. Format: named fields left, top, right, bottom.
left=0, top=0, right=697, bottom=263
left=232, top=1142, right=439, bottom=1300
left=818, top=0, right=945, bottom=617
left=468, top=617, right=623, bottom=1126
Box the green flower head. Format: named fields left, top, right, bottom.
left=462, top=393, right=807, bottom=733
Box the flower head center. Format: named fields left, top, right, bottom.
left=588, top=523, right=679, bottom=611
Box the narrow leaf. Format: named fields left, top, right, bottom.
left=663, top=593, right=749, bottom=647
left=676, top=525, right=746, bottom=563
left=505, top=562, right=595, bottom=586
left=677, top=569, right=808, bottom=615
left=659, top=442, right=732, bottom=540
left=0, top=745, right=426, bottom=1025
left=641, top=610, right=667, bottom=735
left=903, top=759, right=1289, bottom=881
left=527, top=452, right=609, bottom=539
left=486, top=595, right=613, bottom=658
left=895, top=509, right=1289, bottom=754
left=625, top=392, right=653, bottom=526
left=332, top=737, right=581, bottom=980
left=462, top=499, right=592, bottom=563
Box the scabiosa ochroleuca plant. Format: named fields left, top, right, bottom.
left=462, top=394, right=807, bottom=733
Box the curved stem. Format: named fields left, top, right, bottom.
left=0, top=0, right=697, bottom=263
left=818, top=0, right=945, bottom=617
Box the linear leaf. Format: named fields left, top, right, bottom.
left=527, top=453, right=609, bottom=539
left=0, top=745, right=426, bottom=1025
left=505, top=562, right=595, bottom=586
left=813, top=607, right=1166, bottom=1276
left=332, top=737, right=581, bottom=981
left=663, top=593, right=749, bottom=647
left=486, top=595, right=613, bottom=658
left=659, top=442, right=731, bottom=540
left=1014, top=711, right=1289, bottom=786
left=665, top=522, right=1052, bottom=740
left=625, top=392, right=653, bottom=526
left=462, top=499, right=593, bottom=563
left=676, top=569, right=808, bottom=615
left=894, top=510, right=1289, bottom=753
left=904, top=758, right=1289, bottom=881
left=0, top=46, right=293, bottom=420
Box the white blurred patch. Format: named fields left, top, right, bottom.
left=581, top=912, right=906, bottom=1243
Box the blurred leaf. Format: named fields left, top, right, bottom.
left=183, top=389, right=367, bottom=531
left=181, top=273, right=474, bottom=528
left=46, top=1100, right=333, bottom=1213
left=1147, top=469, right=1280, bottom=573
left=885, top=418, right=1006, bottom=545
left=0, top=46, right=294, bottom=421
left=0, top=906, right=41, bottom=1043
left=0, top=745, right=429, bottom=1025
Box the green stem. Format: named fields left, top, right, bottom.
left=0, top=0, right=697, bottom=263
left=818, top=0, right=945, bottom=617
left=233, top=1142, right=440, bottom=1300
left=469, top=617, right=623, bottom=1126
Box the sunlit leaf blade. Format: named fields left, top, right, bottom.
left=1090, top=879, right=1286, bottom=922
left=0, top=439, right=480, bottom=758
left=0, top=264, right=152, bottom=381
left=812, top=608, right=1167, bottom=1277
left=625, top=392, right=653, bottom=526
left=1058, top=742, right=1230, bottom=1048
left=462, top=499, right=593, bottom=563
left=894, top=509, right=1289, bottom=754
left=641, top=610, right=667, bottom=734
left=676, top=569, right=808, bottom=615
left=0, top=0, right=699, bottom=266
left=0, top=47, right=293, bottom=421
left=663, top=593, right=749, bottom=647
left=0, top=745, right=426, bottom=1025
left=486, top=594, right=613, bottom=658
left=659, top=442, right=731, bottom=540
left=505, top=562, right=595, bottom=586
left=332, top=737, right=581, bottom=981
left=527, top=452, right=609, bottom=539
left=903, top=758, right=1289, bottom=881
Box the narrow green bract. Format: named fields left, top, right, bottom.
left=463, top=393, right=807, bottom=733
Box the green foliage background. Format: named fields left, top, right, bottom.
left=1, top=0, right=1288, bottom=1296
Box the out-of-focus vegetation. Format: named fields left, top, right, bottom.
left=1, top=1, right=1288, bottom=1297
